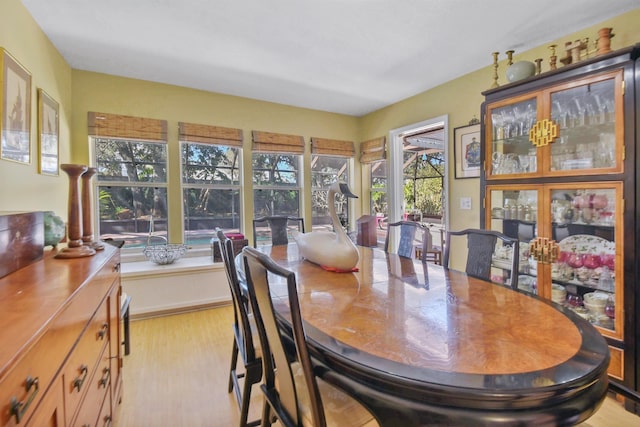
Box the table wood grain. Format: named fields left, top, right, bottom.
left=239, top=244, right=610, bottom=426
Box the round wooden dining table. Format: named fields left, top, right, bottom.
left=237, top=244, right=610, bottom=426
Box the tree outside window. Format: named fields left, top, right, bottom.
left=94, top=137, right=168, bottom=247
left=252, top=153, right=301, bottom=245
left=181, top=141, right=241, bottom=245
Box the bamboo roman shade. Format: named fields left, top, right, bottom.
left=178, top=122, right=243, bottom=147
left=310, top=137, right=355, bottom=157
left=88, top=112, right=167, bottom=141
left=360, top=136, right=386, bottom=163
left=251, top=130, right=304, bottom=154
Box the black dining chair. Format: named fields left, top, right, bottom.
left=216, top=229, right=262, bottom=427
left=242, top=246, right=379, bottom=427
left=442, top=228, right=519, bottom=290
left=384, top=220, right=430, bottom=263
left=252, top=216, right=305, bottom=247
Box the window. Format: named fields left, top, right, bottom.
left=89, top=112, right=168, bottom=249
left=360, top=136, right=387, bottom=223
left=94, top=137, right=168, bottom=247
left=252, top=152, right=301, bottom=217
left=310, top=137, right=354, bottom=232
left=179, top=122, right=243, bottom=245
left=181, top=142, right=241, bottom=245
left=370, top=160, right=388, bottom=218
left=251, top=130, right=304, bottom=219
left=311, top=155, right=349, bottom=231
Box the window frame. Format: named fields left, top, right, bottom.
left=179, top=140, right=243, bottom=246
left=91, top=136, right=169, bottom=250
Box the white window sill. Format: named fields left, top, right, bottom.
left=121, top=249, right=223, bottom=279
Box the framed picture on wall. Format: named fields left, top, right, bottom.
left=0, top=49, right=32, bottom=164
left=37, top=89, right=59, bottom=175
left=454, top=123, right=481, bottom=179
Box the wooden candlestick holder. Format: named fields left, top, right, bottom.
left=56, top=164, right=96, bottom=258
left=81, top=167, right=104, bottom=251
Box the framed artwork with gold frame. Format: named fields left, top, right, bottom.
left=37, top=89, right=59, bottom=175
left=454, top=123, right=481, bottom=179
left=0, top=49, right=31, bottom=164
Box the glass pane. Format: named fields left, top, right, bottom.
left=253, top=189, right=300, bottom=217
left=95, top=138, right=167, bottom=183
left=181, top=143, right=240, bottom=185
left=311, top=155, right=348, bottom=187
left=402, top=151, right=444, bottom=218
left=550, top=187, right=616, bottom=332
left=183, top=188, right=241, bottom=245
left=252, top=153, right=299, bottom=186
left=489, top=99, right=537, bottom=175
left=97, top=185, right=168, bottom=248
left=550, top=78, right=616, bottom=171
left=488, top=189, right=538, bottom=294
left=311, top=155, right=349, bottom=230
left=311, top=189, right=349, bottom=232
left=371, top=160, right=387, bottom=187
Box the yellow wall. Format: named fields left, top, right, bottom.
left=360, top=8, right=640, bottom=233
left=70, top=71, right=360, bottom=241
left=2, top=0, right=639, bottom=242
left=0, top=0, right=72, bottom=216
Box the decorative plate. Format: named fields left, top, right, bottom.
left=558, top=234, right=614, bottom=255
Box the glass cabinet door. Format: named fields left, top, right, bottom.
left=486, top=182, right=623, bottom=340
left=546, top=184, right=622, bottom=339
left=485, top=186, right=539, bottom=294
left=486, top=97, right=539, bottom=178
left=546, top=71, right=623, bottom=175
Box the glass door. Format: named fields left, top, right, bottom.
left=485, top=185, right=539, bottom=294
left=485, top=95, right=540, bottom=179
left=544, top=183, right=622, bottom=340
left=545, top=70, right=624, bottom=176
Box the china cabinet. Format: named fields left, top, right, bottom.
left=480, top=44, right=639, bottom=409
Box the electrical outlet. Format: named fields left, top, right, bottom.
left=460, top=197, right=472, bottom=210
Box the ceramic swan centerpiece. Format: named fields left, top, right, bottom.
left=292, top=181, right=359, bottom=272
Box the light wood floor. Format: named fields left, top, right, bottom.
left=114, top=306, right=640, bottom=427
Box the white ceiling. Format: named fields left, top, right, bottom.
left=20, top=0, right=638, bottom=116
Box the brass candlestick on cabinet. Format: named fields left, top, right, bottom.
left=548, top=44, right=557, bottom=70
left=81, top=167, right=104, bottom=251
left=490, top=52, right=499, bottom=88
left=56, top=164, right=96, bottom=258
left=505, top=50, right=514, bottom=66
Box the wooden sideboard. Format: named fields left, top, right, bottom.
left=0, top=245, right=122, bottom=427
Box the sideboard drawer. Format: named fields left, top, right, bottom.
left=0, top=324, right=68, bottom=426
left=63, top=296, right=110, bottom=426
left=71, top=346, right=111, bottom=427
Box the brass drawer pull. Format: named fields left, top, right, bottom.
left=99, top=367, right=111, bottom=388
left=97, top=322, right=109, bottom=340
left=103, top=415, right=113, bottom=427
left=9, top=376, right=39, bottom=424
left=73, top=365, right=89, bottom=392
